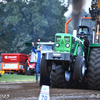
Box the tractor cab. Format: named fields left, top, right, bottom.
left=77, top=26, right=93, bottom=60
left=77, top=26, right=93, bottom=45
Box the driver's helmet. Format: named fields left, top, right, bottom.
left=80, top=30, right=86, bottom=39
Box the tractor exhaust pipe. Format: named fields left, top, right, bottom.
left=92, top=27, right=95, bottom=43
left=73, top=30, right=77, bottom=37
left=96, top=22, right=99, bottom=43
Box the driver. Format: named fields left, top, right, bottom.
left=80, top=30, right=89, bottom=60
left=80, top=31, right=86, bottom=39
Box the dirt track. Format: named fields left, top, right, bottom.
left=0, top=81, right=100, bottom=100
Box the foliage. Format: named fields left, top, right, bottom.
left=0, top=0, right=68, bottom=53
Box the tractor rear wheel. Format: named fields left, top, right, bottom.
left=88, top=48, right=100, bottom=90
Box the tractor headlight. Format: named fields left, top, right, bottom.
left=56, top=43, right=60, bottom=47
left=66, top=44, right=70, bottom=48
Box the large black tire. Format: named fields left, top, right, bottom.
left=74, top=56, right=85, bottom=80
left=88, top=48, right=100, bottom=90
left=25, top=62, right=31, bottom=75
left=50, top=65, right=66, bottom=88
left=40, top=55, right=50, bottom=77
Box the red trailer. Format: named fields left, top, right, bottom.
left=1, top=53, right=28, bottom=74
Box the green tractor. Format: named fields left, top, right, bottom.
left=40, top=30, right=85, bottom=88
left=40, top=19, right=100, bottom=90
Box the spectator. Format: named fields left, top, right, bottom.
left=32, top=42, right=42, bottom=83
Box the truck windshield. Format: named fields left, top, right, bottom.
left=37, top=45, right=53, bottom=51
left=42, top=45, right=53, bottom=51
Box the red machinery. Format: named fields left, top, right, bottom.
left=1, top=53, right=28, bottom=74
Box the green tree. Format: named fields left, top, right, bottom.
left=0, top=1, right=16, bottom=53
left=0, top=0, right=68, bottom=53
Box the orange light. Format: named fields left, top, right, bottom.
left=38, top=39, right=40, bottom=41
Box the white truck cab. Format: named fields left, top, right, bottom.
left=36, top=42, right=54, bottom=56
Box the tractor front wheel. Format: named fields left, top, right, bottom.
left=50, top=65, right=66, bottom=88
left=50, top=64, right=72, bottom=88
left=74, top=56, right=85, bottom=80
left=40, top=55, right=50, bottom=77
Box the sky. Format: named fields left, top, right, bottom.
left=64, top=0, right=92, bottom=17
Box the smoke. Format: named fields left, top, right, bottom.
left=71, top=0, right=86, bottom=29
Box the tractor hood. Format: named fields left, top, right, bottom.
left=55, top=33, right=84, bottom=54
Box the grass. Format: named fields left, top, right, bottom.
left=0, top=74, right=40, bottom=82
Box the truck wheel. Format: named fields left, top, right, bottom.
left=40, top=55, right=50, bottom=77
left=74, top=56, right=85, bottom=80
left=50, top=65, right=66, bottom=88
left=88, top=48, right=100, bottom=90
left=25, top=62, right=31, bottom=75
